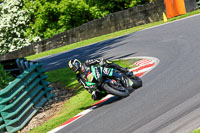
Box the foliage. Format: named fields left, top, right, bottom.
left=0, top=64, right=14, bottom=89
left=0, top=0, right=40, bottom=55
left=85, top=0, right=142, bottom=13
left=23, top=0, right=145, bottom=40
left=23, top=0, right=104, bottom=39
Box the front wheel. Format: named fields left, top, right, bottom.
left=131, top=76, right=142, bottom=89
left=103, top=83, right=130, bottom=97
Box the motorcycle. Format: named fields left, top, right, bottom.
left=85, top=65, right=142, bottom=97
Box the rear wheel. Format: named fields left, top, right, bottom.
left=103, top=83, right=130, bottom=97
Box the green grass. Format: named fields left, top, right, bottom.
left=114, top=59, right=138, bottom=69
left=191, top=129, right=200, bottom=133
left=46, top=67, right=79, bottom=89
left=28, top=59, right=139, bottom=133
left=26, top=9, right=200, bottom=60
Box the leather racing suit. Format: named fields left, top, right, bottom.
left=76, top=59, right=130, bottom=100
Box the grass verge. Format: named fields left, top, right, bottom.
left=191, top=129, right=200, bottom=133
left=26, top=9, right=200, bottom=61
left=28, top=59, right=140, bottom=133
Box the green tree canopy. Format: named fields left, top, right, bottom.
left=24, top=0, right=144, bottom=39
left=24, top=0, right=105, bottom=39
left=85, top=0, right=142, bottom=13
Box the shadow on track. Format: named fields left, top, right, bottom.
left=34, top=33, right=137, bottom=71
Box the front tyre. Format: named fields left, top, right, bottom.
left=132, top=76, right=142, bottom=89
left=103, top=84, right=130, bottom=97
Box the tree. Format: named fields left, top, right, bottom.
left=84, top=0, right=142, bottom=13
left=23, top=0, right=144, bottom=40
left=0, top=0, right=40, bottom=55
left=0, top=64, right=13, bottom=89
left=23, top=0, right=103, bottom=39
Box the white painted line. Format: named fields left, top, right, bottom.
left=48, top=94, right=114, bottom=133
left=132, top=67, right=152, bottom=75
left=134, top=59, right=153, bottom=66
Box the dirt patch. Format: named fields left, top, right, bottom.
left=19, top=82, right=77, bottom=133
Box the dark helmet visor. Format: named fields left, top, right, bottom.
left=72, top=61, right=80, bottom=72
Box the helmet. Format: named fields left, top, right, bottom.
left=68, top=59, right=82, bottom=74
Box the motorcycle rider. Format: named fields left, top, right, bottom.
left=68, top=58, right=138, bottom=100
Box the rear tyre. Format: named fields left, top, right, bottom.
left=103, top=84, right=130, bottom=97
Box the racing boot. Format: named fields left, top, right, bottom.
left=126, top=71, right=137, bottom=80
left=118, top=67, right=137, bottom=80
left=91, top=90, right=106, bottom=100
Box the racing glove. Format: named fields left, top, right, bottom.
left=99, top=58, right=105, bottom=66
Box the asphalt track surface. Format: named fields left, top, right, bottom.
left=35, top=14, right=200, bottom=133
